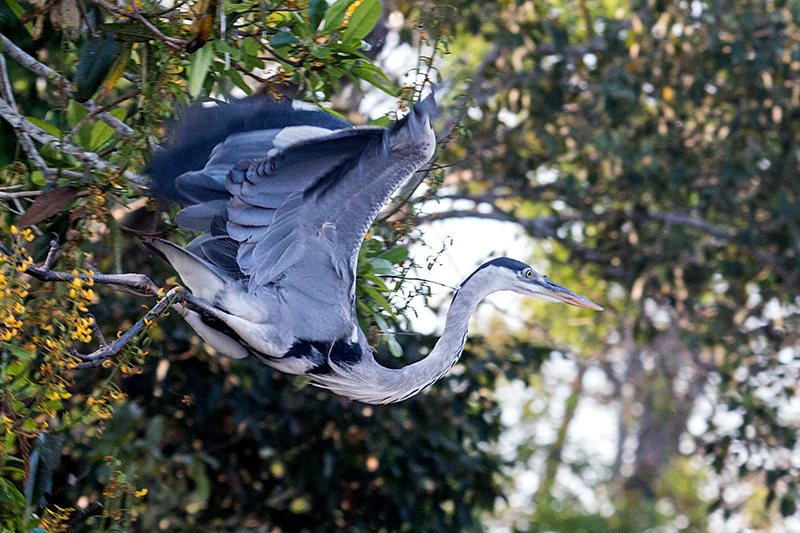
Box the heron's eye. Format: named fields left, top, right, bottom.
left=525, top=270, right=533, bottom=278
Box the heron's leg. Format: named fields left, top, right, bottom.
left=181, top=290, right=225, bottom=316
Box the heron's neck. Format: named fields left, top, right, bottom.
left=394, top=278, right=491, bottom=397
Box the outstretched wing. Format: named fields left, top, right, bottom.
left=150, top=96, right=436, bottom=310
left=149, top=99, right=351, bottom=204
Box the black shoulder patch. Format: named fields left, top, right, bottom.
left=285, top=338, right=362, bottom=375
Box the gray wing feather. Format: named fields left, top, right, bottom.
left=200, top=236, right=245, bottom=280
left=175, top=171, right=229, bottom=203
left=227, top=107, right=435, bottom=296
left=175, top=200, right=227, bottom=231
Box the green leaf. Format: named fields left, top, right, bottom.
left=74, top=34, right=120, bottom=102
left=310, top=44, right=330, bottom=59
left=86, top=107, right=126, bottom=149
left=1, top=342, right=36, bottom=360
left=187, top=455, right=211, bottom=513
left=342, top=0, right=381, bottom=44
left=381, top=247, right=409, bottom=264
left=307, top=0, right=328, bottom=32
left=4, top=0, right=26, bottom=19
left=89, top=121, right=113, bottom=150
left=187, top=43, right=214, bottom=98
left=243, top=36, right=261, bottom=55
left=66, top=101, right=92, bottom=146
left=6, top=362, right=25, bottom=376
left=4, top=0, right=34, bottom=35
left=24, top=117, right=61, bottom=139
left=269, top=31, right=300, bottom=49
left=65, top=100, right=87, bottom=128
left=374, top=315, right=403, bottom=357
left=369, top=258, right=394, bottom=275
left=360, top=271, right=390, bottom=291
left=352, top=62, right=398, bottom=95
left=0, top=477, right=26, bottom=508
left=361, top=285, right=397, bottom=320
left=323, top=0, right=356, bottom=32
left=213, top=40, right=243, bottom=61
left=370, top=116, right=391, bottom=127
left=30, top=171, right=45, bottom=186
left=218, top=64, right=252, bottom=95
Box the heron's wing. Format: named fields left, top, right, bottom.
left=149, top=99, right=353, bottom=281
left=227, top=128, right=387, bottom=287
left=149, top=99, right=351, bottom=204
left=151, top=96, right=436, bottom=310
left=231, top=96, right=436, bottom=298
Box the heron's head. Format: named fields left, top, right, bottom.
left=464, top=258, right=603, bottom=311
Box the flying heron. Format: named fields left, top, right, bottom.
left=147, top=94, right=602, bottom=404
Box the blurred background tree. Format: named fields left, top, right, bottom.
left=1, top=0, right=799, bottom=532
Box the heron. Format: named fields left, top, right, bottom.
left=147, top=94, right=602, bottom=404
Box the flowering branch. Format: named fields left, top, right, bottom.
left=16, top=239, right=160, bottom=295
left=0, top=235, right=186, bottom=369
left=74, top=286, right=184, bottom=368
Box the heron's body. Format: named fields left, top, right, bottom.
left=148, top=96, right=601, bottom=404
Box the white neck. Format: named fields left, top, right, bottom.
left=331, top=268, right=505, bottom=404
left=377, top=273, right=497, bottom=402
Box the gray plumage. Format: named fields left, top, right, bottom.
left=148, top=96, right=602, bottom=404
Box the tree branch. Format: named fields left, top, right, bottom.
left=74, top=286, right=183, bottom=368
left=1, top=238, right=176, bottom=368
left=17, top=241, right=159, bottom=295
left=0, top=98, right=149, bottom=188
left=89, top=0, right=188, bottom=51
left=0, top=33, right=134, bottom=140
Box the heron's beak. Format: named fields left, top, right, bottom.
left=529, top=278, right=604, bottom=311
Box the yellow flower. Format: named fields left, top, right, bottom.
left=134, top=488, right=148, bottom=497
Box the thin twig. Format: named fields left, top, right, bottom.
left=0, top=54, right=54, bottom=181
left=90, top=0, right=188, bottom=50
left=0, top=98, right=149, bottom=188
left=42, top=239, right=59, bottom=269
left=231, top=62, right=275, bottom=85
left=66, top=88, right=141, bottom=142
left=0, top=33, right=134, bottom=140
left=0, top=190, right=43, bottom=200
